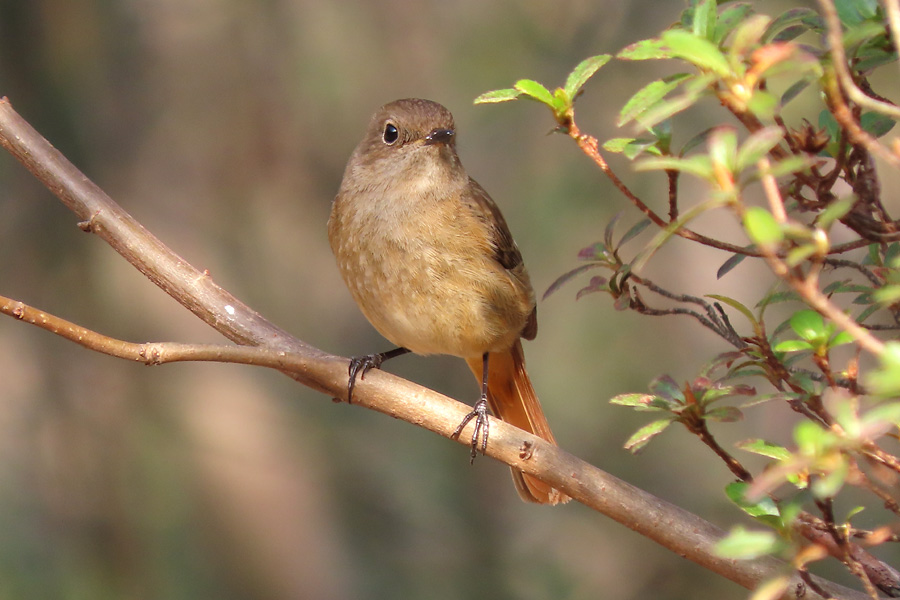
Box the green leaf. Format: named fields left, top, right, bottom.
left=812, top=459, right=848, bottom=498
left=635, top=155, right=714, bottom=180
left=662, top=29, right=732, bottom=77
left=716, top=252, right=749, bottom=279
left=618, top=38, right=671, bottom=60
left=707, top=294, right=756, bottom=325
left=542, top=263, right=604, bottom=301
left=855, top=41, right=898, bottom=70
left=649, top=374, right=684, bottom=402
left=603, top=212, right=622, bottom=250
left=729, top=14, right=773, bottom=60
left=606, top=133, right=667, bottom=159
left=845, top=505, right=865, bottom=522
left=856, top=304, right=880, bottom=323
left=746, top=90, right=778, bottom=120
left=680, top=126, right=718, bottom=156
left=706, top=406, right=744, bottom=422
left=829, top=328, right=855, bottom=349
left=691, top=0, right=718, bottom=40
left=773, top=339, right=814, bottom=353
left=708, top=126, right=738, bottom=174
left=618, top=219, right=652, bottom=246
left=715, top=3, right=755, bottom=43
left=743, top=207, right=784, bottom=248
left=513, top=79, right=555, bottom=106
left=764, top=8, right=823, bottom=42
left=564, top=55, right=612, bottom=99
left=867, top=341, right=900, bottom=397
left=552, top=88, right=571, bottom=113
left=618, top=73, right=693, bottom=126
left=578, top=241, right=611, bottom=261
left=756, top=289, right=800, bottom=309
left=785, top=244, right=819, bottom=267
left=716, top=526, right=780, bottom=559
left=736, top=126, right=784, bottom=172
left=623, top=418, right=673, bottom=453
left=634, top=92, right=701, bottom=130
left=474, top=88, right=521, bottom=104
left=816, top=197, right=855, bottom=229
left=874, top=285, right=900, bottom=306
left=818, top=109, right=840, bottom=141
left=576, top=275, right=609, bottom=300
left=603, top=137, right=636, bottom=153
left=725, top=482, right=781, bottom=518
left=860, top=112, right=896, bottom=138
left=789, top=309, right=826, bottom=342
left=843, top=19, right=887, bottom=48
left=794, top=420, right=835, bottom=457
left=737, top=439, right=792, bottom=461
left=780, top=80, right=810, bottom=106
left=610, top=392, right=658, bottom=408
left=835, top=0, right=879, bottom=26
left=773, top=24, right=814, bottom=43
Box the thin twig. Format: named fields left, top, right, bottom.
left=564, top=115, right=764, bottom=255
left=823, top=258, right=882, bottom=287
left=564, top=114, right=873, bottom=258
left=754, top=166, right=886, bottom=356
left=628, top=274, right=745, bottom=347
left=818, top=0, right=900, bottom=122
left=818, top=0, right=900, bottom=168
left=666, top=169, right=680, bottom=221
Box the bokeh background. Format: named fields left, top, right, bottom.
left=1, top=0, right=895, bottom=598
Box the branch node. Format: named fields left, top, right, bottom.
left=77, top=210, right=101, bottom=233
left=519, top=440, right=536, bottom=460
left=11, top=302, right=25, bottom=320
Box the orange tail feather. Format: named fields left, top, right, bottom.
left=466, top=340, right=569, bottom=505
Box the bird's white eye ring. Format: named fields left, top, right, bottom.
left=383, top=122, right=399, bottom=145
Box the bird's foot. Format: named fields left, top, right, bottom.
left=346, top=347, right=410, bottom=403
left=452, top=397, right=490, bottom=463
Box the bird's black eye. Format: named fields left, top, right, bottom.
left=382, top=123, right=399, bottom=145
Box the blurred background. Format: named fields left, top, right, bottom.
left=0, top=0, right=894, bottom=598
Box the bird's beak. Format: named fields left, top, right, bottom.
left=424, top=128, right=455, bottom=145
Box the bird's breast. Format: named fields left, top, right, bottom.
left=328, top=189, right=530, bottom=357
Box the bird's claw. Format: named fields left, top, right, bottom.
left=347, top=354, right=385, bottom=403
left=345, top=347, right=410, bottom=403
left=452, top=398, right=490, bottom=462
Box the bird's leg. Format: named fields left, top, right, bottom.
left=452, top=352, right=491, bottom=462
left=347, top=347, right=410, bottom=403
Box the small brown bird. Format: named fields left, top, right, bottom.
left=328, top=98, right=568, bottom=505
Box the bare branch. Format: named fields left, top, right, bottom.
left=0, top=97, right=322, bottom=366
left=0, top=98, right=877, bottom=600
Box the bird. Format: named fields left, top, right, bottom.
left=328, top=98, right=568, bottom=505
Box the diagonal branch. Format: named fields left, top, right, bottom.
left=0, top=294, right=873, bottom=600
left=0, top=97, right=874, bottom=600
left=0, top=98, right=320, bottom=362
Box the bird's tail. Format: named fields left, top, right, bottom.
left=466, top=340, right=569, bottom=505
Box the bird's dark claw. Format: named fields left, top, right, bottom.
left=346, top=347, right=410, bottom=403
left=452, top=397, right=490, bottom=462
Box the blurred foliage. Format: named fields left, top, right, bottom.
left=2, top=0, right=898, bottom=599
left=481, top=0, right=900, bottom=596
